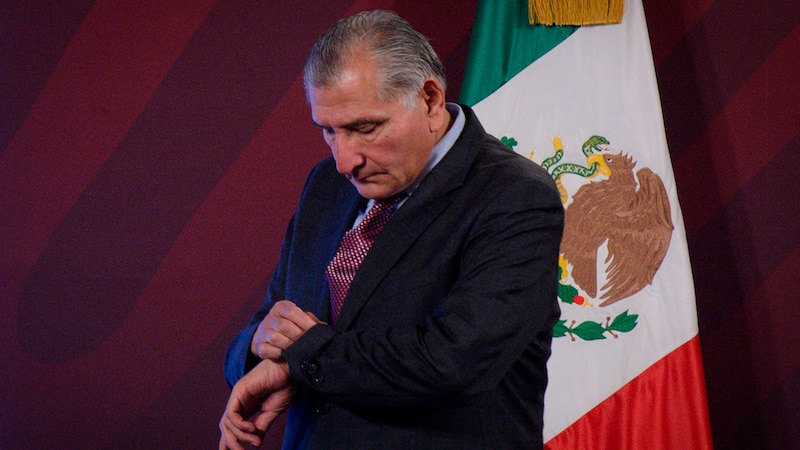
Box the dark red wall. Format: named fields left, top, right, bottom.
left=1, top=1, right=798, bottom=448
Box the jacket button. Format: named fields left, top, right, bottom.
left=312, top=374, right=325, bottom=385
left=301, top=360, right=319, bottom=374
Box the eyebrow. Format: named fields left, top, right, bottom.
left=312, top=118, right=384, bottom=131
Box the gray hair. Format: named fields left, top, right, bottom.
left=303, top=10, right=447, bottom=109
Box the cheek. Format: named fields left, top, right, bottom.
left=362, top=133, right=398, bottom=167
left=367, top=123, right=429, bottom=180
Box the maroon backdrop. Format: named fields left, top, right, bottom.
left=1, top=1, right=798, bottom=448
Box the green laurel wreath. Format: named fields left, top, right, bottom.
left=555, top=267, right=639, bottom=341
left=553, top=310, right=639, bottom=341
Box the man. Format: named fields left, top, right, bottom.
left=220, top=10, right=563, bottom=449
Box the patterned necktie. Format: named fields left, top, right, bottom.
left=325, top=193, right=405, bottom=324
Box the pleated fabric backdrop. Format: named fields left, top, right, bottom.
left=1, top=1, right=798, bottom=448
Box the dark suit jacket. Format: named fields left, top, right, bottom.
left=224, top=105, right=564, bottom=449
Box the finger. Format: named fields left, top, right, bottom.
left=264, top=312, right=306, bottom=339
left=219, top=433, right=238, bottom=450
left=255, top=329, right=294, bottom=359
left=305, top=311, right=325, bottom=324
left=262, top=323, right=299, bottom=346
left=218, top=434, right=227, bottom=450
left=251, top=316, right=295, bottom=357
left=275, top=302, right=319, bottom=330
left=251, top=322, right=268, bottom=356
left=221, top=415, right=260, bottom=449
left=251, top=305, right=294, bottom=356
left=219, top=426, right=247, bottom=450
left=252, top=386, right=295, bottom=432
left=219, top=418, right=247, bottom=450
left=222, top=389, right=259, bottom=437
left=224, top=396, right=256, bottom=434
left=262, top=319, right=308, bottom=348
left=252, top=410, right=282, bottom=435
left=257, top=341, right=284, bottom=360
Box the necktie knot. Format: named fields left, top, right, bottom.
left=357, top=193, right=405, bottom=237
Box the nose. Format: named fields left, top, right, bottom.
left=331, top=134, right=364, bottom=175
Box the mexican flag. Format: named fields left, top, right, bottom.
left=460, top=1, right=713, bottom=448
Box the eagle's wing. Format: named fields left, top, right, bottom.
left=600, top=168, right=674, bottom=305
left=561, top=181, right=612, bottom=297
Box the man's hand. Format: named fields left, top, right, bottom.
left=251, top=300, right=323, bottom=360
left=219, top=359, right=293, bottom=450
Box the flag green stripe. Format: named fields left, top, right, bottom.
left=459, top=0, right=578, bottom=106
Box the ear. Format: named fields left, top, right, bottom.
left=420, top=77, right=448, bottom=132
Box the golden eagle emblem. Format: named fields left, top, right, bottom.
left=560, top=152, right=674, bottom=306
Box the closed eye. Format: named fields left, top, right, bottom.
left=347, top=120, right=383, bottom=135
left=312, top=119, right=385, bottom=140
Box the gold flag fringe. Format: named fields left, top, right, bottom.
left=528, top=0, right=624, bottom=26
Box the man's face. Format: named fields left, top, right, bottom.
left=308, top=54, right=439, bottom=200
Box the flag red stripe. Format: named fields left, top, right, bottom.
left=545, top=336, right=713, bottom=450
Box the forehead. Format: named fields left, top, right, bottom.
left=308, top=54, right=390, bottom=124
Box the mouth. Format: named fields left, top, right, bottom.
left=349, top=172, right=382, bottom=183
